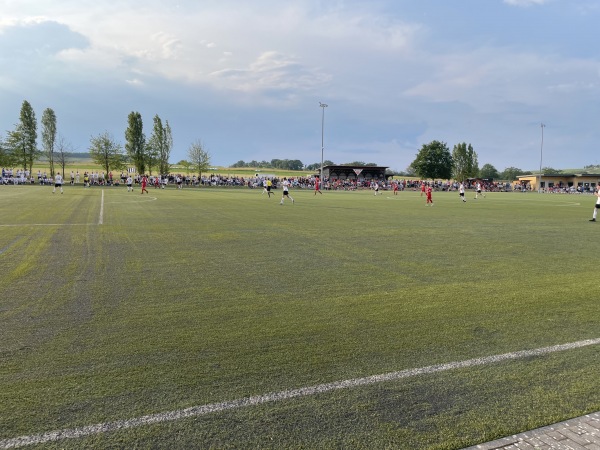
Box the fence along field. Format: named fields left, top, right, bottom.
left=1, top=185, right=599, bottom=448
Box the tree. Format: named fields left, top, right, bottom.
left=288, top=159, right=304, bottom=171
left=480, top=163, right=499, bottom=180
left=340, top=161, right=378, bottom=166
left=501, top=167, right=527, bottom=181
left=163, top=121, right=173, bottom=175
left=305, top=160, right=335, bottom=171
left=6, top=100, right=39, bottom=173
left=89, top=131, right=125, bottom=175
left=542, top=166, right=561, bottom=175
left=0, top=134, right=16, bottom=168
left=187, top=140, right=211, bottom=177
left=125, top=111, right=146, bottom=174
left=147, top=115, right=172, bottom=175
left=404, top=164, right=417, bottom=176
left=452, top=142, right=479, bottom=181
left=411, top=140, right=453, bottom=179
left=54, top=134, right=73, bottom=178
left=179, top=160, right=191, bottom=174
left=41, top=108, right=57, bottom=177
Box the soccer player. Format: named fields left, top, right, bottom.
left=53, top=172, right=63, bottom=194
left=126, top=175, right=133, bottom=192
left=373, top=181, right=380, bottom=196
left=141, top=175, right=149, bottom=194
left=393, top=182, right=399, bottom=195
left=314, top=177, right=322, bottom=195
left=426, top=185, right=433, bottom=206
left=590, top=186, right=600, bottom=221
left=280, top=178, right=294, bottom=205
left=266, top=179, right=273, bottom=197
left=420, top=182, right=426, bottom=196
left=459, top=182, right=466, bottom=202
left=475, top=182, right=485, bottom=199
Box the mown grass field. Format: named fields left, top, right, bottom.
left=1, top=184, right=599, bottom=449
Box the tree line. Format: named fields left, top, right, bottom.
left=409, top=140, right=536, bottom=181
left=231, top=159, right=380, bottom=171
left=0, top=100, right=214, bottom=177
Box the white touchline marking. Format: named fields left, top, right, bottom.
left=98, top=190, right=104, bottom=225
left=107, top=197, right=157, bottom=204
left=1, top=337, right=599, bottom=449
left=0, top=224, right=95, bottom=227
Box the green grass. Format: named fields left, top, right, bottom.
left=1, top=185, right=599, bottom=449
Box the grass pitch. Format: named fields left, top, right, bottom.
left=1, top=185, right=599, bottom=449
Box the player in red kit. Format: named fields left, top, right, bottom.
left=314, top=177, right=322, bottom=195
left=426, top=185, right=433, bottom=206
left=141, top=175, right=149, bottom=194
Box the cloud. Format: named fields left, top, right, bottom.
left=503, top=0, right=549, bottom=6
left=209, top=51, right=332, bottom=99
left=0, top=18, right=88, bottom=60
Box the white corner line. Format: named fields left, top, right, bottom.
left=1, top=338, right=599, bottom=449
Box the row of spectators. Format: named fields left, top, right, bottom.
left=2, top=167, right=592, bottom=194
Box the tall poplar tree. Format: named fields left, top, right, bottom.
left=41, top=108, right=57, bottom=177
left=452, top=142, right=479, bottom=181
left=162, top=120, right=173, bottom=176
left=125, top=111, right=146, bottom=174
left=147, top=115, right=172, bottom=176
left=7, top=100, right=38, bottom=173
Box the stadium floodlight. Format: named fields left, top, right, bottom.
left=319, top=102, right=328, bottom=184
left=539, top=123, right=545, bottom=193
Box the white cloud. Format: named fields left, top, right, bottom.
left=209, top=51, right=332, bottom=97
left=0, top=0, right=424, bottom=104
left=503, top=0, right=549, bottom=6
left=126, top=78, right=144, bottom=87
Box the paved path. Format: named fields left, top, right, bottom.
left=465, top=411, right=600, bottom=449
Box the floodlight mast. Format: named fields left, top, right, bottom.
left=539, top=123, right=545, bottom=193
left=319, top=102, right=328, bottom=186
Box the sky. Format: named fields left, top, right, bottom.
left=1, top=0, right=600, bottom=173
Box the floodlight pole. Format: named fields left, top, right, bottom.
left=319, top=102, right=328, bottom=185
left=539, top=123, right=545, bottom=193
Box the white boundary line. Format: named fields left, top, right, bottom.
left=107, top=196, right=158, bottom=204
left=1, top=337, right=599, bottom=449
left=98, top=190, right=104, bottom=225
left=0, top=224, right=95, bottom=227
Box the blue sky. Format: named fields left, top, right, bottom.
left=1, top=0, right=600, bottom=172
